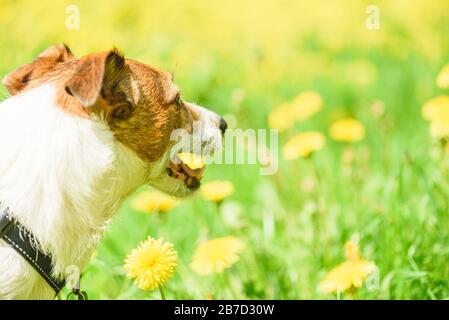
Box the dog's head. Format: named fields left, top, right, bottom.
left=2, top=44, right=226, bottom=197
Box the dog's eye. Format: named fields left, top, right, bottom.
left=112, top=103, right=132, bottom=120
left=174, top=95, right=182, bottom=105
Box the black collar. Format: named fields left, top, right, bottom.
left=0, top=206, right=66, bottom=294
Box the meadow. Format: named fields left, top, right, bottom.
left=1, top=0, right=449, bottom=299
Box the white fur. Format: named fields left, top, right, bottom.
left=0, top=84, right=153, bottom=299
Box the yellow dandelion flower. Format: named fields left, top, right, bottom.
left=268, top=91, right=323, bottom=132
left=177, top=152, right=205, bottom=170
left=124, top=237, right=177, bottom=291
left=422, top=96, right=449, bottom=139
left=319, top=241, right=376, bottom=294
left=422, top=96, right=449, bottom=121
left=290, top=90, right=323, bottom=121
left=329, top=118, right=365, bottom=143
left=190, top=236, right=245, bottom=275
left=283, top=132, right=325, bottom=160
left=268, top=103, right=296, bottom=132
left=200, top=181, right=234, bottom=203
left=430, top=120, right=449, bottom=139
left=132, top=190, right=179, bottom=213
left=437, top=64, right=449, bottom=89
left=344, top=241, right=360, bottom=262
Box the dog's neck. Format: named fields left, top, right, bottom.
left=0, top=84, right=149, bottom=277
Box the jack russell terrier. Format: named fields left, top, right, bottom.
left=0, top=44, right=226, bottom=299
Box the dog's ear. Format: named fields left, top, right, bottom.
left=2, top=44, right=74, bottom=95
left=64, top=49, right=125, bottom=108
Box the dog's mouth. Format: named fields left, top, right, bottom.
left=166, top=153, right=205, bottom=190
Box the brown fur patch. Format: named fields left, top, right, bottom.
left=2, top=44, right=195, bottom=163
left=2, top=44, right=74, bottom=95
left=101, top=60, right=188, bottom=162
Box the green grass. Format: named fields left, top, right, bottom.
left=2, top=0, right=449, bottom=300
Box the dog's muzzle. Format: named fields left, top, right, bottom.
left=167, top=104, right=226, bottom=190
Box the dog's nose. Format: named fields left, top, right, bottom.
left=219, top=117, right=228, bottom=135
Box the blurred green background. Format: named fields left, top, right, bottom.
left=2, top=0, right=449, bottom=299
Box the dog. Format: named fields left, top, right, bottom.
left=0, top=44, right=226, bottom=299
